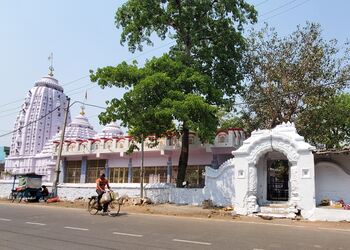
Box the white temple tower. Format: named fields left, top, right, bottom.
left=5, top=73, right=71, bottom=174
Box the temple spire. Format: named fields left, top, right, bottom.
left=48, top=52, right=54, bottom=76
left=80, top=90, right=88, bottom=116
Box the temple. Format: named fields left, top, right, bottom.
left=3, top=72, right=350, bottom=221
left=5, top=73, right=70, bottom=180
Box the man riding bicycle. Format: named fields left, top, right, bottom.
left=96, top=173, right=111, bottom=213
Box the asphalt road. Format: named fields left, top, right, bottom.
left=0, top=203, right=349, bottom=250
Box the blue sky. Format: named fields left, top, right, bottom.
left=0, top=0, right=349, bottom=146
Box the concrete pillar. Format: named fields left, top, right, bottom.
left=211, top=154, right=219, bottom=169
left=59, top=158, right=66, bottom=183
left=105, top=160, right=110, bottom=178
left=80, top=156, right=87, bottom=183
left=167, top=156, right=172, bottom=183
left=289, top=163, right=299, bottom=205
left=246, top=164, right=259, bottom=213
left=128, top=158, right=132, bottom=183
left=234, top=158, right=250, bottom=215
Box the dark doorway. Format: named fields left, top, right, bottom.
left=267, top=160, right=289, bottom=201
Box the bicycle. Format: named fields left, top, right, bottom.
left=9, top=189, right=28, bottom=203
left=9, top=189, right=23, bottom=203
left=87, top=191, right=121, bottom=216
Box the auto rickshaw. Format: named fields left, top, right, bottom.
left=9, top=173, right=44, bottom=203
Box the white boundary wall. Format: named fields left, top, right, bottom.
left=0, top=181, right=205, bottom=205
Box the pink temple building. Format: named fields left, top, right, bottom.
left=4, top=73, right=246, bottom=185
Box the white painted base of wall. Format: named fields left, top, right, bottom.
left=0, top=181, right=205, bottom=205
left=3, top=180, right=350, bottom=222
left=308, top=208, right=350, bottom=222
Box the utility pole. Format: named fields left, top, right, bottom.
left=140, top=134, right=144, bottom=200
left=52, top=97, right=70, bottom=197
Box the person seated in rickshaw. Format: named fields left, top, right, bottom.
left=37, top=185, right=49, bottom=201
left=15, top=186, right=25, bottom=192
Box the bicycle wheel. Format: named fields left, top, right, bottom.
left=18, top=192, right=24, bottom=203
left=9, top=192, right=16, bottom=203
left=88, top=199, right=99, bottom=215
left=108, top=200, right=121, bottom=217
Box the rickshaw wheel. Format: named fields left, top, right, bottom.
left=108, top=200, right=121, bottom=217
left=88, top=199, right=99, bottom=215
left=9, top=192, right=16, bottom=203
left=18, top=194, right=24, bottom=203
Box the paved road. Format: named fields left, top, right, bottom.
left=0, top=203, right=349, bottom=250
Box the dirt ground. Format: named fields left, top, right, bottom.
left=1, top=198, right=350, bottom=230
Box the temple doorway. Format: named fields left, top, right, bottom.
left=267, top=160, right=289, bottom=201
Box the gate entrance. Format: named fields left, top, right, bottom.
left=267, top=160, right=289, bottom=201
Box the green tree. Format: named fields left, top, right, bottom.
left=91, top=0, right=257, bottom=187
left=297, top=94, right=350, bottom=149
left=91, top=54, right=219, bottom=186
left=241, top=23, right=350, bottom=133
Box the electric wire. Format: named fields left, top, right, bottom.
left=255, top=0, right=269, bottom=7
left=260, top=0, right=298, bottom=17
left=0, top=105, right=22, bottom=114
left=2, top=78, right=341, bottom=138
left=0, top=100, right=107, bottom=138
left=0, top=0, right=317, bottom=110
left=0, top=105, right=61, bottom=138
left=261, top=0, right=312, bottom=21
left=0, top=39, right=175, bottom=112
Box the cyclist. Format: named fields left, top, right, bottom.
left=96, top=173, right=111, bottom=213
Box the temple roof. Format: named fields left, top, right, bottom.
left=52, top=110, right=97, bottom=141
left=34, top=75, right=64, bottom=92
left=64, top=112, right=97, bottom=140
left=96, top=122, right=124, bottom=138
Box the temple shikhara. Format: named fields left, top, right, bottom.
left=5, top=74, right=71, bottom=181
left=2, top=71, right=350, bottom=221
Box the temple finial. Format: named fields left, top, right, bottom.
left=48, top=52, right=54, bottom=76
left=80, top=105, right=85, bottom=116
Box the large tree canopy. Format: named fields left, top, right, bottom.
left=240, top=23, right=350, bottom=136
left=116, top=0, right=257, bottom=108
left=91, top=54, right=219, bottom=186
left=297, top=94, right=350, bottom=149
left=91, top=0, right=257, bottom=187
left=91, top=54, right=218, bottom=141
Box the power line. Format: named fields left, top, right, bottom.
left=255, top=0, right=269, bottom=7
left=261, top=0, right=312, bottom=21
left=126, top=40, right=176, bottom=62
left=234, top=80, right=346, bottom=107
left=68, top=85, right=98, bottom=97
left=0, top=40, right=174, bottom=109
left=69, top=100, right=106, bottom=110
left=0, top=100, right=107, bottom=138
left=61, top=75, right=89, bottom=87
left=0, top=110, right=22, bottom=119
left=65, top=82, right=93, bottom=94
left=0, top=105, right=61, bottom=138
left=0, top=105, right=22, bottom=114
left=0, top=98, right=25, bottom=108
left=0, top=82, right=93, bottom=116
left=260, top=0, right=298, bottom=17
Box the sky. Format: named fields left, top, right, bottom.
left=0, top=0, right=349, bottom=146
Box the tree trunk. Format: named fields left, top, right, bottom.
left=176, top=125, right=189, bottom=187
